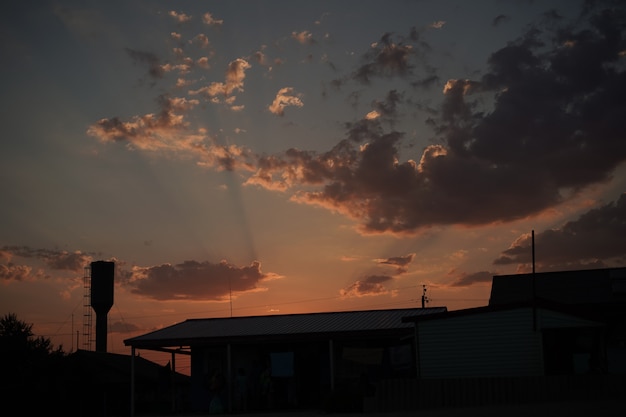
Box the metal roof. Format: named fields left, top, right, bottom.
left=489, top=267, right=626, bottom=306
left=124, top=307, right=447, bottom=349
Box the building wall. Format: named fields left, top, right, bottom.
left=417, top=307, right=544, bottom=378
left=188, top=336, right=416, bottom=413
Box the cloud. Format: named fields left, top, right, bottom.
left=377, top=253, right=415, bottom=273
left=493, top=193, right=626, bottom=271
left=378, top=253, right=415, bottom=267
left=430, top=21, right=445, bottom=29
left=340, top=274, right=394, bottom=297
left=125, top=48, right=165, bottom=79
left=0, top=245, right=284, bottom=304
left=188, top=58, right=251, bottom=109
left=202, top=12, right=223, bottom=27
left=87, top=95, right=199, bottom=151
left=0, top=262, right=34, bottom=282
left=248, top=6, right=626, bottom=236
left=369, top=89, right=404, bottom=120
left=128, top=259, right=282, bottom=301
left=169, top=11, right=192, bottom=24
left=91, top=4, right=626, bottom=240
left=340, top=252, right=416, bottom=296
left=109, top=321, right=141, bottom=333
left=191, top=33, right=209, bottom=48
left=492, top=14, right=510, bottom=27
left=292, top=30, right=315, bottom=45
left=1, top=246, right=93, bottom=272
left=268, top=87, right=304, bottom=116
left=352, top=32, right=415, bottom=84
left=448, top=270, right=494, bottom=287
left=0, top=246, right=95, bottom=282
left=87, top=94, right=259, bottom=172
left=196, top=56, right=210, bottom=69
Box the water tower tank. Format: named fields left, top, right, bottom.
left=90, top=260, right=114, bottom=352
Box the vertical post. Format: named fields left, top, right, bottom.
left=227, top=343, right=232, bottom=413
left=171, top=351, right=176, bottom=412
left=130, top=347, right=135, bottom=417
left=531, top=230, right=537, bottom=331
left=328, top=339, right=335, bottom=391
left=414, top=322, right=421, bottom=378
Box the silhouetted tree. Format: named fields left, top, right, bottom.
left=0, top=313, right=66, bottom=411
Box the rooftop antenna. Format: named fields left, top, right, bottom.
left=421, top=285, right=429, bottom=308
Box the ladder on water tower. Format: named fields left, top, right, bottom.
left=82, top=266, right=94, bottom=351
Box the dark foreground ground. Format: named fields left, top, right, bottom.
left=141, top=399, right=626, bottom=417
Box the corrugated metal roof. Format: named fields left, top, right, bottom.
left=124, top=307, right=446, bottom=348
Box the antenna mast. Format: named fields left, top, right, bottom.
left=421, top=285, right=429, bottom=308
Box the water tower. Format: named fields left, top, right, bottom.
left=90, top=260, right=114, bottom=352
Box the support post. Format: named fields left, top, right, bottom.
left=532, top=229, right=537, bottom=331
left=171, top=351, right=176, bottom=412
left=130, top=347, right=135, bottom=417
left=328, top=339, right=335, bottom=391
left=414, top=322, right=421, bottom=378
left=227, top=343, right=232, bottom=413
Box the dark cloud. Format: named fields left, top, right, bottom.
left=249, top=4, right=626, bottom=236
left=1, top=245, right=93, bottom=273
left=340, top=274, right=393, bottom=297
left=87, top=95, right=198, bottom=147
left=352, top=32, right=415, bottom=84
left=128, top=259, right=280, bottom=301
left=0, top=246, right=96, bottom=282
left=378, top=253, right=415, bottom=268
left=45, top=251, right=91, bottom=272
left=492, top=14, right=510, bottom=27
left=410, top=74, right=440, bottom=90
left=125, top=48, right=165, bottom=79
left=448, top=270, right=494, bottom=287
left=377, top=253, right=415, bottom=274
left=0, top=262, right=33, bottom=282
left=109, top=321, right=141, bottom=333
left=329, top=27, right=433, bottom=90
left=370, top=89, right=404, bottom=120
left=493, top=193, right=626, bottom=271
left=340, top=252, right=416, bottom=296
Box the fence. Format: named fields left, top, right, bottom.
left=366, top=374, right=626, bottom=412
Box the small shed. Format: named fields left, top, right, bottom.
left=402, top=302, right=606, bottom=379
left=490, top=267, right=626, bottom=374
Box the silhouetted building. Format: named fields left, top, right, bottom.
left=64, top=349, right=190, bottom=416
left=124, top=307, right=446, bottom=414
left=489, top=267, right=626, bottom=306
left=403, top=300, right=609, bottom=378
left=490, top=267, right=626, bottom=374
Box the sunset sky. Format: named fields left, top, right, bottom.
left=2, top=0, right=625, bottom=372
